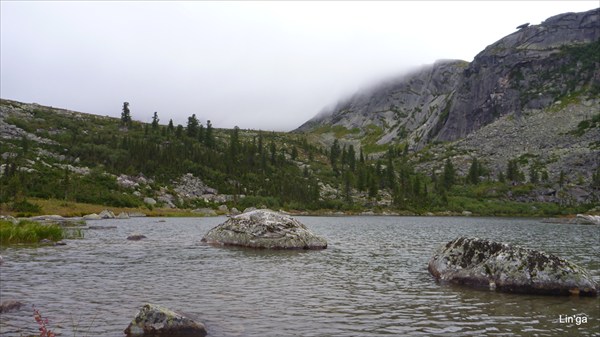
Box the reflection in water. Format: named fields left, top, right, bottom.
left=0, top=216, right=598, bottom=336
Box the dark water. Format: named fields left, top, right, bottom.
left=1, top=216, right=598, bottom=336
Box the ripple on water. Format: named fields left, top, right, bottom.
left=0, top=216, right=598, bottom=336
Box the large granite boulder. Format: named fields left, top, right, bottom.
left=124, top=303, right=206, bottom=337
left=429, top=237, right=598, bottom=296
left=201, top=209, right=327, bottom=250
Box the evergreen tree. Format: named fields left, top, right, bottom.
left=592, top=166, right=600, bottom=189
left=498, top=171, right=506, bottom=183
left=368, top=171, right=378, bottom=199
left=347, top=145, right=356, bottom=172
left=467, top=157, right=480, bottom=184
left=229, top=126, right=240, bottom=160
left=121, top=102, right=132, bottom=127
left=529, top=165, right=539, bottom=184
left=291, top=146, right=298, bottom=161
left=270, top=141, right=277, bottom=165
left=151, top=112, right=159, bottom=130
left=506, top=159, right=523, bottom=183
left=205, top=120, right=214, bottom=148
left=198, top=124, right=204, bottom=142
left=187, top=114, right=199, bottom=138
left=443, top=158, right=455, bottom=190
left=330, top=139, right=341, bottom=172
left=175, top=124, right=183, bottom=138
left=343, top=171, right=354, bottom=203
left=167, top=119, right=174, bottom=133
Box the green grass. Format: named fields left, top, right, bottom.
left=0, top=220, right=64, bottom=244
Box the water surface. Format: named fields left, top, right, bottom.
left=1, top=216, right=598, bottom=336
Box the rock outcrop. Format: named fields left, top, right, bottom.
left=297, top=8, right=599, bottom=150
left=124, top=303, right=207, bottom=337
left=429, top=237, right=598, bottom=296
left=201, top=209, right=327, bottom=250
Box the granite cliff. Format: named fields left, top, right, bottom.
left=297, top=8, right=599, bottom=151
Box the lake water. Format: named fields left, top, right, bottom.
left=1, top=216, right=599, bottom=336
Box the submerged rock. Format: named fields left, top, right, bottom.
left=202, top=209, right=327, bottom=250
left=0, top=300, right=23, bottom=313
left=428, top=237, right=598, bottom=296
left=127, top=234, right=147, bottom=241
left=124, top=303, right=206, bottom=337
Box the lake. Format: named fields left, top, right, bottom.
left=1, top=216, right=598, bottom=336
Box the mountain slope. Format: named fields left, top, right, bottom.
left=297, top=8, right=599, bottom=151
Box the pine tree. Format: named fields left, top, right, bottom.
left=187, top=114, right=199, bottom=138
left=167, top=119, right=174, bottom=134
left=151, top=112, right=159, bottom=130
left=468, top=157, right=480, bottom=184
left=121, top=102, right=132, bottom=127
left=443, top=158, right=455, bottom=190
left=592, top=166, right=600, bottom=188
left=529, top=165, right=539, bottom=184
left=204, top=120, right=214, bottom=148
left=347, top=145, right=356, bottom=172
left=330, top=139, right=341, bottom=173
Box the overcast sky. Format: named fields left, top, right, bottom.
left=1, top=1, right=597, bottom=131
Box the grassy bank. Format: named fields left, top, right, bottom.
left=0, top=196, right=592, bottom=219
left=0, top=220, right=64, bottom=244
left=0, top=198, right=205, bottom=218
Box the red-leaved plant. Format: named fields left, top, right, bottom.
left=32, top=305, right=56, bottom=337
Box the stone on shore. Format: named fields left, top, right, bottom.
left=428, top=237, right=598, bottom=296
left=201, top=209, right=327, bottom=250
left=124, top=303, right=207, bottom=337
left=99, top=209, right=116, bottom=219
left=83, top=213, right=102, bottom=220
left=117, top=212, right=130, bottom=219
left=576, top=214, right=600, bottom=225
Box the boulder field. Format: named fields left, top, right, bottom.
left=429, top=237, right=598, bottom=296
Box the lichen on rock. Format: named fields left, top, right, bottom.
left=429, top=237, right=598, bottom=296
left=124, top=303, right=206, bottom=337
left=201, top=209, right=327, bottom=250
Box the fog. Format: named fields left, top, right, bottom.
left=1, top=1, right=596, bottom=131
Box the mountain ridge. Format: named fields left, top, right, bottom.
left=296, top=8, right=599, bottom=151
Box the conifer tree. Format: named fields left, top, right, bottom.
left=205, top=120, right=214, bottom=148
left=467, top=157, right=480, bottom=184
left=443, top=158, right=455, bottom=190
left=121, top=102, right=132, bottom=127
left=151, top=112, right=159, bottom=130
left=187, top=114, right=199, bottom=138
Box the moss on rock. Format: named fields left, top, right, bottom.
left=429, top=237, right=598, bottom=296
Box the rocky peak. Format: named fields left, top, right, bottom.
left=297, top=8, right=599, bottom=151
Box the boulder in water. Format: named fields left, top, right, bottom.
left=202, top=209, right=327, bottom=250
left=0, top=300, right=23, bottom=313
left=428, top=237, right=598, bottom=296
left=124, top=303, right=206, bottom=337
left=127, top=234, right=147, bottom=241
